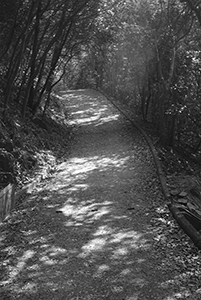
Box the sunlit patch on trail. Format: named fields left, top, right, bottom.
left=67, top=183, right=89, bottom=192
left=93, top=225, right=114, bottom=236
left=95, top=114, right=120, bottom=126
left=59, top=155, right=129, bottom=174
left=1, top=250, right=35, bottom=285
left=55, top=154, right=129, bottom=180
left=81, top=237, right=107, bottom=253
left=60, top=201, right=110, bottom=220
left=70, top=115, right=101, bottom=125
left=93, top=264, right=110, bottom=277
left=47, top=153, right=131, bottom=195
left=62, top=90, right=121, bottom=128
left=79, top=224, right=150, bottom=260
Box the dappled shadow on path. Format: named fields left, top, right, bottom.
left=0, top=90, right=196, bottom=300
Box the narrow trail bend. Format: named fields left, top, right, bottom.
left=0, top=90, right=196, bottom=300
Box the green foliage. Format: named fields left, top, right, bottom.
left=82, top=0, right=201, bottom=160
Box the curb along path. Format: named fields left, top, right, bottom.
left=98, top=90, right=171, bottom=201
left=99, top=90, right=201, bottom=250
left=0, top=90, right=201, bottom=300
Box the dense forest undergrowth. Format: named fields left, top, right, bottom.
left=104, top=94, right=201, bottom=177
left=0, top=94, right=73, bottom=190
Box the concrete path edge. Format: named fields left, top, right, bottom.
left=97, top=89, right=201, bottom=250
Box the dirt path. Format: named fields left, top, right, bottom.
left=0, top=90, right=200, bottom=299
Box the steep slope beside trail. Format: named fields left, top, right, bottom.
left=1, top=90, right=201, bottom=300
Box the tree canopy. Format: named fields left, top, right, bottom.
left=0, top=0, right=99, bottom=117
left=0, top=0, right=201, bottom=160
left=69, top=0, right=201, bottom=159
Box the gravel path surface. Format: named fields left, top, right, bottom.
left=1, top=90, right=201, bottom=300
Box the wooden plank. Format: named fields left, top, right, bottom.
left=0, top=184, right=15, bottom=222
left=0, top=169, right=50, bottom=223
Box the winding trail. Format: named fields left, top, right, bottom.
left=0, top=90, right=195, bottom=299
